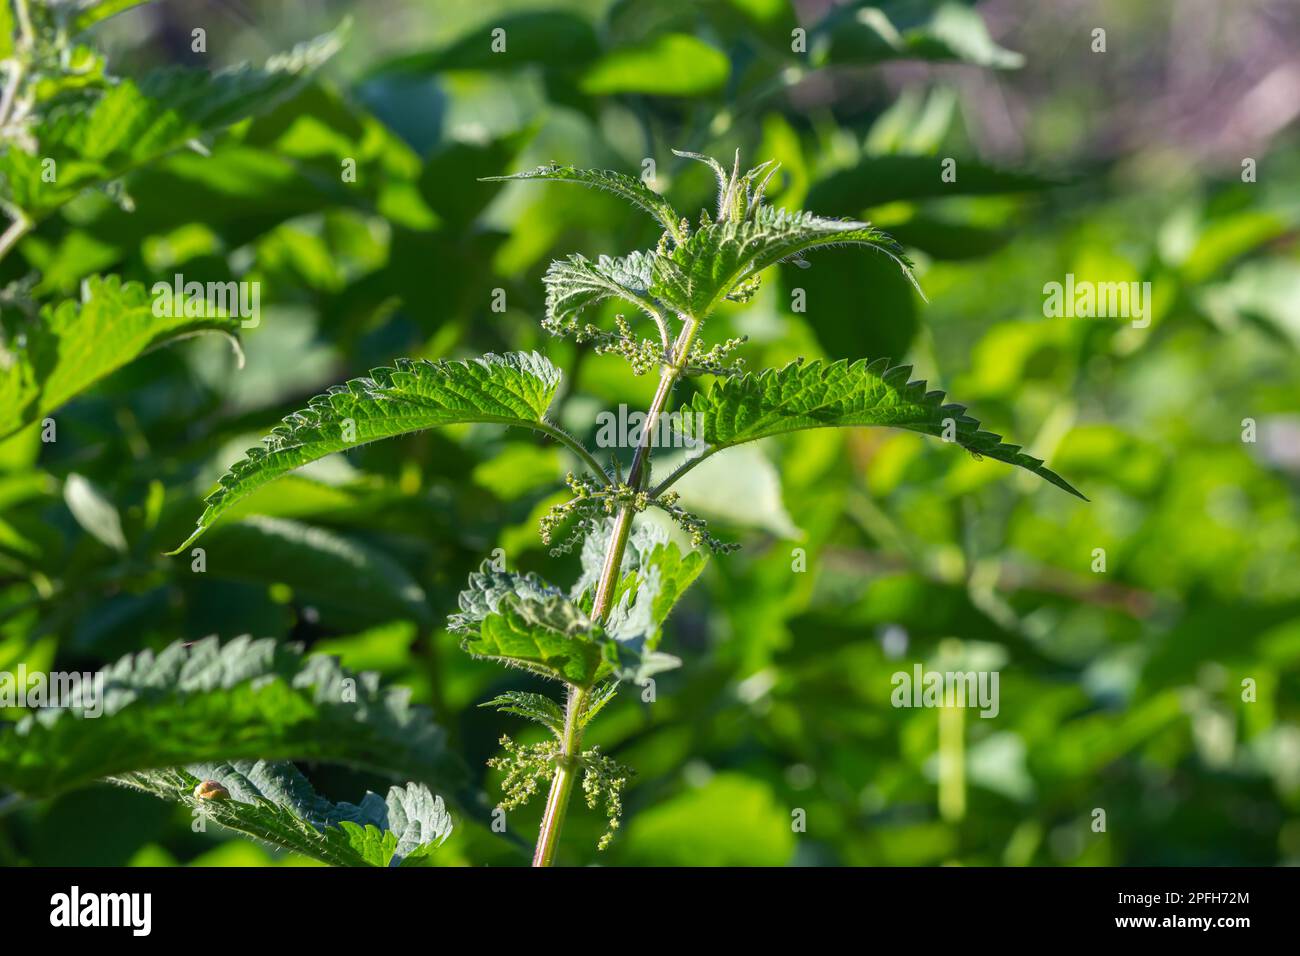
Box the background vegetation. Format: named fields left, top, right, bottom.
left=2, top=0, right=1298, bottom=866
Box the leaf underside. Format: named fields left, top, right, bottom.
left=449, top=524, right=706, bottom=688
left=0, top=636, right=463, bottom=798
left=116, top=760, right=452, bottom=867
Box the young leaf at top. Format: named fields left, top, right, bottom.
left=0, top=275, right=240, bottom=442
left=672, top=358, right=1086, bottom=499
left=116, top=760, right=453, bottom=867
left=652, top=205, right=920, bottom=319
left=172, top=351, right=580, bottom=552
left=0, top=635, right=464, bottom=798
left=480, top=162, right=687, bottom=244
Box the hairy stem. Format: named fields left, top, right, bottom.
left=591, top=316, right=700, bottom=619
left=531, top=684, right=587, bottom=867
left=530, top=315, right=700, bottom=866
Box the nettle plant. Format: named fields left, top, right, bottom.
left=167, top=152, right=1084, bottom=865
left=0, top=4, right=1081, bottom=864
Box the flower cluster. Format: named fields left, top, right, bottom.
left=486, top=735, right=560, bottom=813
left=580, top=746, right=634, bottom=851
left=685, top=334, right=748, bottom=377
left=587, top=314, right=664, bottom=376
left=651, top=490, right=739, bottom=554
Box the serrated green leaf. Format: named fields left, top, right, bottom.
left=115, top=760, right=452, bottom=867
left=172, top=352, right=563, bottom=552
left=0, top=275, right=240, bottom=442
left=482, top=163, right=686, bottom=243
left=0, top=635, right=463, bottom=798
left=447, top=560, right=566, bottom=635
left=543, top=250, right=662, bottom=330
left=0, top=26, right=343, bottom=224
left=679, top=358, right=1086, bottom=499
left=480, top=691, right=566, bottom=738
left=652, top=206, right=918, bottom=317
left=578, top=680, right=619, bottom=729
left=464, top=595, right=606, bottom=687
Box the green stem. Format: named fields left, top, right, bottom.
left=591, top=316, right=700, bottom=619
left=530, top=315, right=701, bottom=866
left=531, top=684, right=587, bottom=867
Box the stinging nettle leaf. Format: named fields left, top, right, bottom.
left=653, top=205, right=920, bottom=318
left=680, top=358, right=1086, bottom=500
left=480, top=163, right=686, bottom=244
left=463, top=594, right=606, bottom=687
left=572, top=521, right=706, bottom=682
left=543, top=250, right=662, bottom=331
left=448, top=560, right=566, bottom=635
left=479, top=691, right=567, bottom=739
left=0, top=635, right=464, bottom=798
left=172, top=351, right=564, bottom=552
left=116, top=760, right=452, bottom=867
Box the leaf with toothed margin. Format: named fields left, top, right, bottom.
left=651, top=205, right=920, bottom=318
left=478, top=691, right=566, bottom=739
left=481, top=163, right=686, bottom=243
left=0, top=275, right=241, bottom=443
left=0, top=636, right=464, bottom=798
left=680, top=358, right=1086, bottom=500
left=461, top=595, right=607, bottom=687
left=114, top=760, right=453, bottom=867
left=543, top=250, right=663, bottom=331
left=446, top=561, right=566, bottom=636
left=171, top=351, right=563, bottom=552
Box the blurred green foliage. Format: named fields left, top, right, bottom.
left=1, top=0, right=1298, bottom=866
